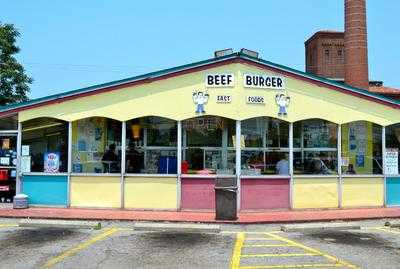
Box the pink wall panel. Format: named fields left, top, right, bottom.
left=181, top=178, right=215, bottom=210
left=241, top=178, right=290, bottom=210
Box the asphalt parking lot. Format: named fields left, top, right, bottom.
left=0, top=219, right=399, bottom=268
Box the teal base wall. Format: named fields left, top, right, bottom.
left=386, top=177, right=400, bottom=206
left=22, top=175, right=68, bottom=206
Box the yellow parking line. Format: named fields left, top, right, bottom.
left=245, top=237, right=279, bottom=241
left=244, top=244, right=294, bottom=247
left=265, top=233, right=359, bottom=269
left=0, top=224, right=18, bottom=228
left=40, top=227, right=120, bottom=269
left=231, top=232, right=245, bottom=269
left=239, top=263, right=344, bottom=268
left=241, top=253, right=319, bottom=258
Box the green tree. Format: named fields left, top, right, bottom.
left=0, top=23, right=32, bottom=106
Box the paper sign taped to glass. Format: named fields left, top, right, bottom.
left=44, top=152, right=60, bottom=173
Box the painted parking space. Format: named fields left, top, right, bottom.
left=48, top=228, right=235, bottom=269
left=0, top=223, right=107, bottom=269
left=279, top=227, right=400, bottom=269
left=231, top=232, right=358, bottom=269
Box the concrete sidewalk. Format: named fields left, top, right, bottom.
left=0, top=207, right=399, bottom=223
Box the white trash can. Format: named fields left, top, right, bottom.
left=13, top=194, right=28, bottom=209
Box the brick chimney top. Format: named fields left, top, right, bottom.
left=344, top=0, right=369, bottom=89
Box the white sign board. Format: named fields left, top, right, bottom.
left=21, top=156, right=31, bottom=173
left=246, top=96, right=265, bottom=104
left=206, top=74, right=234, bottom=87
left=385, top=148, right=399, bottom=175
left=244, top=73, right=285, bottom=89
left=22, top=145, right=30, bottom=156
left=216, top=95, right=232, bottom=103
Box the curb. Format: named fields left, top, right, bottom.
left=18, top=219, right=101, bottom=230
left=281, top=223, right=361, bottom=232
left=133, top=222, right=221, bottom=233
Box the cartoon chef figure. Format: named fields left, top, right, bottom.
left=275, top=93, right=290, bottom=116
left=193, top=91, right=209, bottom=113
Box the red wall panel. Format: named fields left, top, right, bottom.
left=241, top=178, right=290, bottom=210
left=181, top=178, right=215, bottom=210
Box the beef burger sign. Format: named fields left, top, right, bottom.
left=244, top=73, right=285, bottom=90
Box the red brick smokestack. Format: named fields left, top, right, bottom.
left=344, top=0, right=369, bottom=89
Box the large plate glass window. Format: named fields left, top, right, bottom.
left=293, top=119, right=338, bottom=175
left=125, top=117, right=177, bottom=174
left=22, top=118, right=68, bottom=173
left=182, top=116, right=235, bottom=175
left=241, top=117, right=289, bottom=175
left=341, top=121, right=382, bottom=175
left=72, top=117, right=121, bottom=174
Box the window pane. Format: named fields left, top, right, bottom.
left=0, top=115, right=18, bottom=130
left=241, top=117, right=289, bottom=175
left=241, top=150, right=289, bottom=175
left=294, top=151, right=338, bottom=174
left=386, top=124, right=400, bottom=174
left=72, top=117, right=121, bottom=173
left=182, top=116, right=235, bottom=175
left=242, top=118, right=264, bottom=147
left=293, top=119, right=338, bottom=175
left=125, top=117, right=177, bottom=174
left=22, top=118, right=68, bottom=173
left=294, top=119, right=337, bottom=148
left=341, top=121, right=382, bottom=175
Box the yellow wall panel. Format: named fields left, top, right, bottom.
left=293, top=178, right=339, bottom=209
left=18, top=63, right=400, bottom=125
left=342, top=177, right=384, bottom=207
left=125, top=177, right=177, bottom=209
left=70, top=176, right=121, bottom=208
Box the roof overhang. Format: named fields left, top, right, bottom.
left=1, top=52, right=399, bottom=118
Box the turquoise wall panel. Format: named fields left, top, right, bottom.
left=386, top=177, right=400, bottom=206
left=22, top=175, right=67, bottom=206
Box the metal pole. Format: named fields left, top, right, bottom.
left=16, top=122, right=22, bottom=194
left=121, top=121, right=126, bottom=209
left=337, top=124, right=342, bottom=208
left=236, top=120, right=241, bottom=211
left=177, top=121, right=182, bottom=210
left=67, top=121, right=72, bottom=207
left=289, top=122, right=294, bottom=209
left=382, top=126, right=387, bottom=207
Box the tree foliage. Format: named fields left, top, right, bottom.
left=0, top=23, right=32, bottom=106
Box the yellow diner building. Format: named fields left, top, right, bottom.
left=1, top=50, right=400, bottom=211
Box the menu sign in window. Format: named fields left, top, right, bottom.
left=385, top=148, right=399, bottom=175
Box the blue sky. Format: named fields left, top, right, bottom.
left=2, top=1, right=399, bottom=99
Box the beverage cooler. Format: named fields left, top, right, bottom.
left=0, top=135, right=17, bottom=203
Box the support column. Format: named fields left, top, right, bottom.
left=67, top=121, right=72, bottom=207
left=382, top=126, right=387, bottom=207
left=236, top=120, right=241, bottom=211
left=121, top=121, right=126, bottom=209
left=16, top=122, right=22, bottom=194
left=177, top=121, right=182, bottom=210
left=338, top=124, right=342, bottom=208
left=289, top=122, right=294, bottom=209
